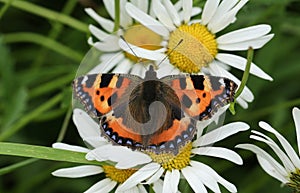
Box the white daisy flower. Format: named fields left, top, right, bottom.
left=87, top=119, right=250, bottom=193
left=125, top=0, right=274, bottom=108
left=237, top=107, right=300, bottom=192
left=52, top=108, right=152, bottom=193
left=85, top=0, right=201, bottom=78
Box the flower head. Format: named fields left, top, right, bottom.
left=125, top=0, right=274, bottom=108
left=52, top=109, right=152, bottom=193
left=87, top=117, right=250, bottom=193
left=237, top=107, right=300, bottom=192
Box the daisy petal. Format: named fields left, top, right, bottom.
left=192, top=147, right=243, bottom=165
left=259, top=121, right=300, bottom=169
left=86, top=145, right=151, bottom=169
left=89, top=24, right=109, bottom=42
left=130, top=63, right=148, bottom=78
left=119, top=0, right=133, bottom=27
left=163, top=0, right=181, bottom=26
left=236, top=144, right=288, bottom=181
left=181, top=166, right=208, bottom=193
left=235, top=97, right=248, bottom=109
left=257, top=155, right=289, bottom=183
left=88, top=52, right=124, bottom=74
left=52, top=165, right=103, bottom=178
left=208, top=0, right=238, bottom=26
left=201, top=0, right=220, bottom=25
left=208, top=0, right=249, bottom=33
left=182, top=0, right=193, bottom=23
left=293, top=108, right=300, bottom=155
left=216, top=53, right=273, bottom=81
left=130, top=0, right=148, bottom=13
left=73, top=109, right=107, bottom=147
left=103, top=0, right=115, bottom=19
left=144, top=167, right=164, bottom=184
left=117, top=163, right=161, bottom=191
left=218, top=34, right=274, bottom=51
left=194, top=122, right=249, bottom=146
left=163, top=170, right=180, bottom=193
left=137, top=184, right=148, bottom=193
left=93, top=35, right=120, bottom=52
left=217, top=24, right=271, bottom=44
left=52, top=142, right=89, bottom=153
left=119, top=39, right=166, bottom=60
left=153, top=0, right=176, bottom=31
left=125, top=3, right=169, bottom=37
left=190, top=161, right=237, bottom=193
left=85, top=8, right=114, bottom=32
left=112, top=59, right=132, bottom=73
left=152, top=180, right=164, bottom=193
left=156, top=61, right=181, bottom=78
left=193, top=169, right=221, bottom=193
left=84, top=178, right=117, bottom=193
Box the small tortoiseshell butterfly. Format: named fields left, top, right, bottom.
left=73, top=66, right=237, bottom=155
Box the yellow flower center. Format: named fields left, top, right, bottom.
left=287, top=168, right=300, bottom=192
left=167, top=23, right=218, bottom=73
left=102, top=165, right=137, bottom=183
left=147, top=143, right=192, bottom=171
left=123, top=24, right=162, bottom=62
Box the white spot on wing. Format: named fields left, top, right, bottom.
left=81, top=76, right=88, bottom=84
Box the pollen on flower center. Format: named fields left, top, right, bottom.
left=167, top=23, right=218, bottom=73
left=103, top=165, right=137, bottom=183
left=123, top=24, right=162, bottom=62
left=287, top=168, right=300, bottom=192
left=148, top=143, right=193, bottom=171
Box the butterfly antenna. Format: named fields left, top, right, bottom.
left=120, top=35, right=145, bottom=66
left=157, top=39, right=183, bottom=67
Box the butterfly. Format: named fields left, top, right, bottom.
left=73, top=66, right=237, bottom=155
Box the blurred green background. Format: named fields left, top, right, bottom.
left=0, top=0, right=300, bottom=192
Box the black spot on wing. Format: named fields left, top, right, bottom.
left=182, top=94, right=192, bottom=108
left=179, top=78, right=187, bottom=89
left=208, top=76, right=222, bottom=91
left=108, top=92, right=118, bottom=107
left=116, top=76, right=124, bottom=88
left=100, top=74, right=114, bottom=88
left=190, top=75, right=205, bottom=90
left=85, top=74, right=97, bottom=88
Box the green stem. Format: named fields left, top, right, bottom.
left=113, top=0, right=120, bottom=31
left=56, top=106, right=73, bottom=142
left=0, top=94, right=63, bottom=141
left=0, top=0, right=88, bottom=33
left=29, top=73, right=74, bottom=99
left=0, top=158, right=38, bottom=175
left=235, top=47, right=253, bottom=98
left=229, top=47, right=253, bottom=114
left=236, top=98, right=300, bottom=121
left=0, top=0, right=13, bottom=18
left=32, top=0, right=79, bottom=68
left=0, top=142, right=103, bottom=165
left=3, top=32, right=83, bottom=62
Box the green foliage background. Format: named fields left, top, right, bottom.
left=0, top=0, right=300, bottom=192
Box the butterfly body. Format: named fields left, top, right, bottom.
left=73, top=66, right=237, bottom=154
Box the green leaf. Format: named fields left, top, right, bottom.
left=0, top=142, right=102, bottom=166
left=0, top=0, right=88, bottom=33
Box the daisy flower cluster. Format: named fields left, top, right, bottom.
left=237, top=107, right=300, bottom=192
left=53, top=108, right=249, bottom=193
left=53, top=0, right=275, bottom=192
left=86, top=0, right=273, bottom=108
